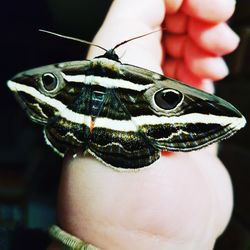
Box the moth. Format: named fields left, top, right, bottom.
left=7, top=30, right=246, bottom=169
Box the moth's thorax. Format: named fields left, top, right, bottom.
left=90, top=57, right=122, bottom=75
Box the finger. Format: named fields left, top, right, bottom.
left=162, top=58, right=204, bottom=87
left=162, top=58, right=179, bottom=78
left=175, top=60, right=204, bottom=87
left=103, top=0, right=165, bottom=28
left=181, top=0, right=236, bottom=23
left=87, top=0, right=165, bottom=73
left=162, top=59, right=215, bottom=93
left=188, top=19, right=240, bottom=55
left=163, top=12, right=188, bottom=34
left=164, top=0, right=184, bottom=14
left=163, top=34, right=186, bottom=58
left=184, top=38, right=229, bottom=80
left=201, top=79, right=215, bottom=94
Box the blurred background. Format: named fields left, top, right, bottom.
left=0, top=0, right=249, bottom=249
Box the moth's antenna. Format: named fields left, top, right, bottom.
left=39, top=29, right=108, bottom=52
left=113, top=29, right=163, bottom=50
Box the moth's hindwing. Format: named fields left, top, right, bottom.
left=7, top=56, right=246, bottom=169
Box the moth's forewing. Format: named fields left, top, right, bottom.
left=142, top=75, right=245, bottom=152
left=7, top=61, right=91, bottom=156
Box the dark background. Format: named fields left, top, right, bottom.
left=0, top=0, right=249, bottom=249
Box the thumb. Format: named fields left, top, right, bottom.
left=87, top=0, right=165, bottom=73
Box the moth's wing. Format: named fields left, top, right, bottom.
left=88, top=89, right=160, bottom=169
left=44, top=117, right=89, bottom=156
left=7, top=60, right=88, bottom=125
left=41, top=60, right=94, bottom=156
left=119, top=64, right=246, bottom=152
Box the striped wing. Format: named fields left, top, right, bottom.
left=119, top=63, right=246, bottom=153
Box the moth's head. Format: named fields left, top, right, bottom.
left=94, top=49, right=120, bottom=62
left=7, top=63, right=81, bottom=124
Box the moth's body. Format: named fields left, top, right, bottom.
left=7, top=49, right=246, bottom=169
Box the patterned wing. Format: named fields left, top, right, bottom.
left=120, top=63, right=246, bottom=152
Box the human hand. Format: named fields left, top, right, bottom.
left=53, top=1, right=239, bottom=249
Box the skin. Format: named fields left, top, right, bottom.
left=49, top=0, right=239, bottom=249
